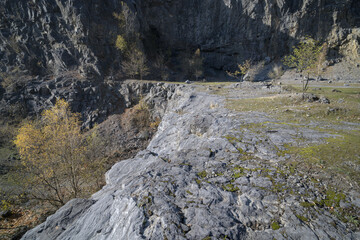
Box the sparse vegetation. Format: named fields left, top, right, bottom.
left=296, top=214, right=309, bottom=222
left=129, top=99, right=151, bottom=129
left=0, top=67, right=31, bottom=91
left=197, top=170, right=207, bottom=179
left=115, top=35, right=128, bottom=53
left=113, top=2, right=136, bottom=39
left=154, top=52, right=171, bottom=81
left=315, top=43, right=328, bottom=77
left=267, top=64, right=284, bottom=80
left=288, top=130, right=360, bottom=187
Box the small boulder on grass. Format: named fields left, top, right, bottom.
left=319, top=96, right=330, bottom=104
left=303, top=93, right=319, bottom=102
left=301, top=93, right=330, bottom=104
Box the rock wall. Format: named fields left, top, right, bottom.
left=0, top=0, right=358, bottom=81
left=0, top=0, right=138, bottom=79
left=141, top=0, right=359, bottom=70
left=0, top=76, right=176, bottom=129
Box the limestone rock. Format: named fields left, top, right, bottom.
left=22, top=85, right=360, bottom=240
left=0, top=0, right=358, bottom=80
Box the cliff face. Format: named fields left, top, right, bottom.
left=141, top=0, right=359, bottom=69
left=0, top=0, right=134, bottom=79
left=0, top=0, right=358, bottom=82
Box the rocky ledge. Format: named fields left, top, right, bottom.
left=22, top=83, right=360, bottom=240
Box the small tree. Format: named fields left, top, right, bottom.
left=154, top=53, right=170, bottom=81
left=226, top=59, right=251, bottom=82
left=283, top=37, right=323, bottom=96
left=181, top=48, right=204, bottom=80
left=113, top=2, right=136, bottom=39
left=122, top=48, right=149, bottom=80
left=14, top=99, right=105, bottom=207
left=191, top=49, right=204, bottom=80
left=113, top=3, right=149, bottom=80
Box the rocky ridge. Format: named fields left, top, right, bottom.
left=0, top=76, right=176, bottom=129
left=22, top=83, right=360, bottom=240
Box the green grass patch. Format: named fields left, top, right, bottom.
left=288, top=130, right=360, bottom=186
left=300, top=201, right=316, bottom=208
left=296, top=214, right=309, bottom=222
left=232, top=172, right=244, bottom=179
left=271, top=221, right=281, bottom=230
left=226, top=86, right=360, bottom=123
left=315, top=189, right=346, bottom=208
left=202, top=236, right=212, bottom=240
left=222, top=183, right=240, bottom=192
left=197, top=170, right=207, bottom=179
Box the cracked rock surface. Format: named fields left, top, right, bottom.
left=22, top=83, right=360, bottom=240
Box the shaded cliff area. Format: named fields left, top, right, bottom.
left=0, top=0, right=359, bottom=83
left=0, top=0, right=359, bottom=124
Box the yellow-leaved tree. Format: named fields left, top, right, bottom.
left=226, top=59, right=251, bottom=82
left=283, top=37, right=323, bottom=97
left=14, top=99, right=105, bottom=207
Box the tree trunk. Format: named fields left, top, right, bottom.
left=302, top=72, right=310, bottom=100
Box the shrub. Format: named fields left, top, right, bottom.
left=130, top=99, right=151, bottom=129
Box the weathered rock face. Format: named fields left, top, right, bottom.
left=0, top=76, right=122, bottom=128
left=0, top=0, right=358, bottom=80
left=141, top=0, right=359, bottom=70
left=21, top=84, right=360, bottom=240
left=0, top=77, right=176, bottom=129
left=0, top=0, right=138, bottom=79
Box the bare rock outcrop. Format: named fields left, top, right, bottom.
left=22, top=84, right=360, bottom=240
